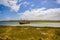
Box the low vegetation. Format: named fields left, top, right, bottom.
left=0, top=20, right=60, bottom=22
left=0, top=26, right=60, bottom=40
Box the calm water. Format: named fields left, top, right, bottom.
left=0, top=22, right=60, bottom=27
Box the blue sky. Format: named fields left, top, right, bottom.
left=0, top=0, right=60, bottom=20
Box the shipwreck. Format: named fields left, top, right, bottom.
left=19, top=20, right=30, bottom=24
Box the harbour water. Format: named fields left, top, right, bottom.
left=0, top=21, right=60, bottom=27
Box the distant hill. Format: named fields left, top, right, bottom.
left=0, top=20, right=60, bottom=22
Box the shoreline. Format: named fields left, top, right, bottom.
left=0, top=26, right=60, bottom=29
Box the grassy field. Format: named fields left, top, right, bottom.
left=0, top=26, right=60, bottom=40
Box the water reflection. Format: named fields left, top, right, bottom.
left=0, top=22, right=60, bottom=27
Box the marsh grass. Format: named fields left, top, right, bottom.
left=0, top=26, right=60, bottom=40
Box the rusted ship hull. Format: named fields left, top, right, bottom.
left=19, top=21, right=30, bottom=24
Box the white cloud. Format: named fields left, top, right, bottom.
left=0, top=0, right=10, bottom=6
left=22, top=1, right=30, bottom=7
left=56, top=0, right=60, bottom=4
left=0, top=0, right=33, bottom=12
left=22, top=1, right=29, bottom=5
left=19, top=8, right=60, bottom=20
left=0, top=0, right=22, bottom=12
left=8, top=0, right=21, bottom=12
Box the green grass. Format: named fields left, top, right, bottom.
left=0, top=26, right=60, bottom=40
